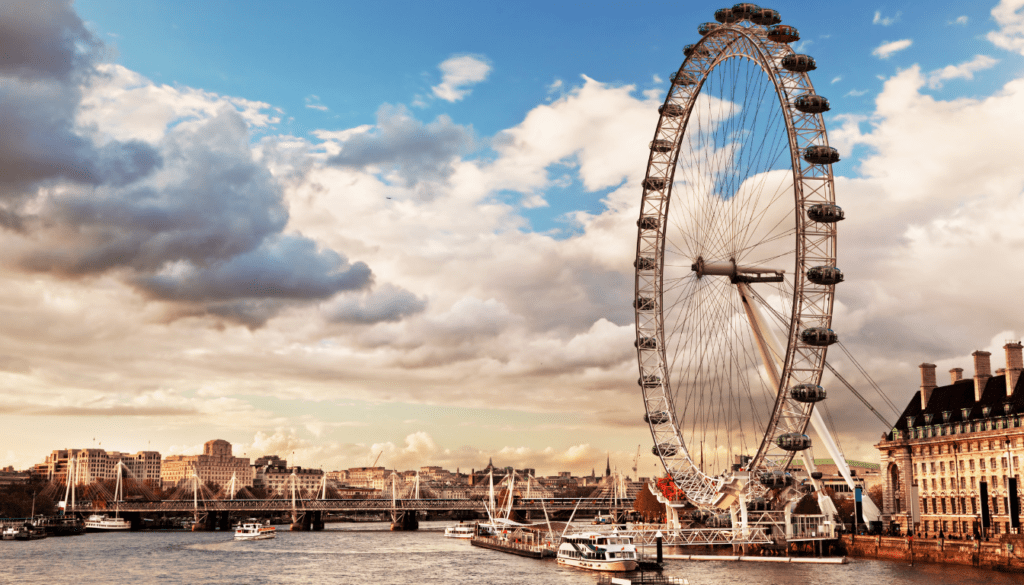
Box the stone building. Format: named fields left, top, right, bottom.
left=34, top=448, right=161, bottom=484
left=161, top=439, right=252, bottom=489
left=876, top=343, right=1024, bottom=537
left=255, top=464, right=324, bottom=495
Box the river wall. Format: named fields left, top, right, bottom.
left=840, top=534, right=1024, bottom=572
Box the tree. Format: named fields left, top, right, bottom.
left=633, top=484, right=665, bottom=522
left=867, top=484, right=883, bottom=509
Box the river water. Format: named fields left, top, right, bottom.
left=2, top=521, right=1021, bottom=584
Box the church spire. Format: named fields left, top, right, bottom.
left=605, top=453, right=611, bottom=477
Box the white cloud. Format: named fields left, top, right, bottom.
left=873, top=11, right=901, bottom=26
left=926, top=55, right=998, bottom=88
left=951, top=15, right=969, bottom=25
left=304, top=95, right=328, bottom=111
left=846, top=89, right=869, bottom=97
left=831, top=76, right=843, bottom=84
left=872, top=39, right=913, bottom=59
left=431, top=55, right=491, bottom=102
left=989, top=0, right=1024, bottom=55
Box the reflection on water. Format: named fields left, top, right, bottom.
left=3, top=521, right=1022, bottom=584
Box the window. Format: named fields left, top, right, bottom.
left=970, top=460, right=976, bottom=471
left=941, top=478, right=946, bottom=490
left=940, top=461, right=946, bottom=473
left=980, top=459, right=986, bottom=470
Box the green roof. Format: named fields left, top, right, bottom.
left=787, top=458, right=879, bottom=470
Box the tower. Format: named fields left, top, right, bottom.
left=605, top=453, right=611, bottom=477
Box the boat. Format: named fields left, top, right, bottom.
left=444, top=521, right=477, bottom=539
left=233, top=519, right=276, bottom=541
left=84, top=514, right=131, bottom=532
left=2, top=526, right=17, bottom=540
left=592, top=513, right=615, bottom=525
left=13, top=523, right=47, bottom=540
left=556, top=531, right=639, bottom=572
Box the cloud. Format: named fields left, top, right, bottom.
left=873, top=39, right=913, bottom=59
left=832, top=76, right=843, bottom=84
left=0, top=0, right=99, bottom=81
left=926, top=55, right=998, bottom=88
left=304, top=95, right=328, bottom=111
left=325, top=104, right=473, bottom=186
left=872, top=11, right=900, bottom=26
left=988, top=0, right=1024, bottom=55
left=845, top=89, right=869, bottom=97
left=323, top=283, right=427, bottom=325
left=950, top=16, right=969, bottom=25
left=431, top=55, right=491, bottom=102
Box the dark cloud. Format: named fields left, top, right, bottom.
left=0, top=0, right=99, bottom=81
left=326, top=104, right=473, bottom=185
left=134, top=235, right=372, bottom=302
left=325, top=283, right=427, bottom=324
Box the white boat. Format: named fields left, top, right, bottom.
left=84, top=514, right=130, bottom=532
left=2, top=526, right=18, bottom=540
left=234, top=519, right=276, bottom=541
left=556, top=531, right=639, bottom=572
left=444, top=521, right=476, bottom=539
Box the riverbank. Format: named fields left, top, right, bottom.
left=841, top=534, right=1024, bottom=572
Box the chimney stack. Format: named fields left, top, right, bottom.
left=1006, top=342, right=1023, bottom=398
left=950, top=367, right=964, bottom=384
left=920, top=363, right=937, bottom=409
left=973, top=350, right=992, bottom=402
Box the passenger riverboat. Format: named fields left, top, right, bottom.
left=84, top=514, right=130, bottom=532
left=443, top=521, right=476, bottom=539
left=233, top=519, right=276, bottom=541
left=556, top=531, right=639, bottom=572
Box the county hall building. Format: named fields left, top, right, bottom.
left=876, top=343, right=1024, bottom=537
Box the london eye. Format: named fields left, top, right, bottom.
left=634, top=4, right=843, bottom=509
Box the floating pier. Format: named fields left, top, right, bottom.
left=469, top=535, right=555, bottom=558
left=662, top=554, right=847, bottom=564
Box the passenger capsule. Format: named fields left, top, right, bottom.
left=634, top=297, right=655, bottom=311
left=671, top=71, right=697, bottom=86
left=639, top=374, right=661, bottom=388
left=698, top=22, right=722, bottom=36
left=643, top=177, right=667, bottom=191
left=634, top=256, right=656, bottom=271
left=659, top=103, right=686, bottom=117
left=806, top=203, right=844, bottom=223
left=790, top=383, right=827, bottom=403
left=650, top=139, right=674, bottom=153
left=637, top=216, right=660, bottom=230
left=645, top=411, right=671, bottom=425
left=731, top=3, right=760, bottom=20
left=767, top=24, right=799, bottom=43
left=801, top=327, right=838, bottom=347
left=794, top=94, right=831, bottom=114
left=652, top=443, right=679, bottom=457
left=635, top=336, right=658, bottom=349
left=811, top=471, right=823, bottom=480
left=781, top=54, right=817, bottom=72
left=806, top=265, right=844, bottom=285
left=776, top=433, right=812, bottom=451
left=803, top=145, right=840, bottom=165
left=683, top=44, right=710, bottom=58
left=714, top=7, right=738, bottom=23
left=758, top=471, right=793, bottom=488
left=750, top=7, right=781, bottom=26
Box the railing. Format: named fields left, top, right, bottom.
left=61, top=497, right=612, bottom=514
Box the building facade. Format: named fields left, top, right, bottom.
left=33, top=448, right=161, bottom=484
left=161, top=439, right=252, bottom=489
left=876, top=344, right=1024, bottom=537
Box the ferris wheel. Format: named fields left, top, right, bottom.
left=634, top=4, right=844, bottom=508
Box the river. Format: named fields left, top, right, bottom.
left=2, top=521, right=1020, bottom=584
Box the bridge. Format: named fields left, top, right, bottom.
left=67, top=497, right=612, bottom=514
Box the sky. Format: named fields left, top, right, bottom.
left=3, top=0, right=1024, bottom=479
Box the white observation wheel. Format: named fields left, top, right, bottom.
left=634, top=4, right=843, bottom=508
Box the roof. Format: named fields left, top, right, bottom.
left=788, top=458, right=879, bottom=470
left=888, top=373, right=1024, bottom=439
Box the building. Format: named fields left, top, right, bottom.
left=343, top=466, right=393, bottom=490
left=789, top=458, right=881, bottom=495
left=876, top=344, right=1024, bottom=537
left=33, top=448, right=161, bottom=484
left=161, top=439, right=252, bottom=489
left=255, top=465, right=324, bottom=495
left=0, top=466, right=30, bottom=486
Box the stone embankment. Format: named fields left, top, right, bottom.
left=840, top=534, right=1024, bottom=572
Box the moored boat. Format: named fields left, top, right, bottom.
left=84, top=514, right=131, bottom=532
left=234, top=519, right=276, bottom=541
left=556, top=531, right=639, bottom=572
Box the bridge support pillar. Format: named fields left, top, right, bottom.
left=390, top=510, right=419, bottom=531
left=217, top=512, right=232, bottom=532
left=290, top=511, right=307, bottom=531
left=311, top=511, right=325, bottom=531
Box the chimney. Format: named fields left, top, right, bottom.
left=1006, top=342, right=1023, bottom=398
left=973, top=350, right=992, bottom=402
left=920, top=363, right=937, bottom=409
left=950, top=367, right=964, bottom=384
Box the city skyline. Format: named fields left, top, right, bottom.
left=3, top=1, right=1024, bottom=478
